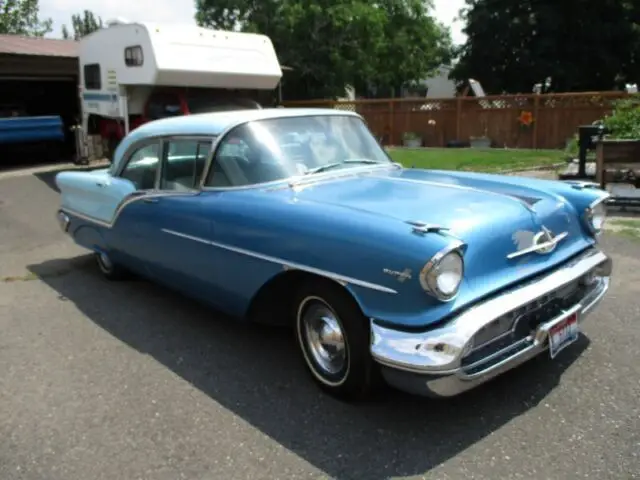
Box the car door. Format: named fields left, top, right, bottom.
left=129, top=136, right=218, bottom=299
left=105, top=140, right=163, bottom=273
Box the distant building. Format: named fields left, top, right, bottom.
left=401, top=64, right=456, bottom=99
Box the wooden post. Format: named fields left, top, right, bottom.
left=388, top=100, right=394, bottom=146
left=532, top=94, right=540, bottom=149
left=595, top=142, right=604, bottom=188
left=455, top=97, right=462, bottom=140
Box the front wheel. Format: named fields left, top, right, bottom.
left=294, top=280, right=380, bottom=401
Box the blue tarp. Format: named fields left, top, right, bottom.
left=0, top=116, right=65, bottom=145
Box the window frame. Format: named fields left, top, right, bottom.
left=159, top=137, right=216, bottom=192
left=83, top=63, right=101, bottom=90
left=115, top=135, right=216, bottom=192
left=124, top=45, right=144, bottom=67
left=116, top=139, right=163, bottom=191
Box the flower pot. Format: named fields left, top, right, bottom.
left=470, top=137, right=491, bottom=148
left=403, top=138, right=422, bottom=148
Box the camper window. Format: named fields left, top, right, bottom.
left=83, top=64, right=101, bottom=90
left=124, top=46, right=143, bottom=67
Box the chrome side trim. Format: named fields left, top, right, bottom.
left=60, top=207, right=111, bottom=228
left=371, top=175, right=538, bottom=213
left=161, top=228, right=398, bottom=294
left=60, top=191, right=199, bottom=229
left=506, top=230, right=569, bottom=259
left=370, top=247, right=611, bottom=374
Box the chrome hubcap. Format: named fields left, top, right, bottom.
left=302, top=302, right=347, bottom=376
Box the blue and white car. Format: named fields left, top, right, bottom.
left=55, top=108, right=612, bottom=401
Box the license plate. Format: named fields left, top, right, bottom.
left=548, top=312, right=579, bottom=359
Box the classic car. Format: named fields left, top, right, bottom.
left=54, top=108, right=612, bottom=401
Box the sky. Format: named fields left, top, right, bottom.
left=40, top=0, right=467, bottom=45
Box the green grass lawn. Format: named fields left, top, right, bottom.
left=608, top=218, right=640, bottom=241
left=387, top=147, right=566, bottom=172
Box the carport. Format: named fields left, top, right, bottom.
left=0, top=35, right=79, bottom=164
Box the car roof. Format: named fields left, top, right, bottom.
left=112, top=107, right=362, bottom=170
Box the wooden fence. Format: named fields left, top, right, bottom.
left=282, top=91, right=629, bottom=149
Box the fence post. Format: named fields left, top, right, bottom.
left=532, top=95, right=540, bottom=149
left=388, top=100, right=394, bottom=146
left=455, top=97, right=462, bottom=140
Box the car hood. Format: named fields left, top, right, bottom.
left=286, top=167, right=592, bottom=283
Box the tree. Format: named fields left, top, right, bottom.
left=0, top=0, right=52, bottom=36
left=451, top=0, right=640, bottom=94
left=61, top=10, right=102, bottom=40
left=195, top=0, right=453, bottom=99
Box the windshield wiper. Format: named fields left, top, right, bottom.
left=305, top=159, right=382, bottom=175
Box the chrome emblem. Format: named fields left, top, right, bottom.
left=383, top=268, right=412, bottom=282
left=532, top=227, right=557, bottom=254
left=508, top=226, right=568, bottom=260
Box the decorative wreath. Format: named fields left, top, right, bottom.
left=518, top=110, right=534, bottom=128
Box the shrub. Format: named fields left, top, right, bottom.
left=603, top=95, right=640, bottom=139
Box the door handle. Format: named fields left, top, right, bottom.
left=95, top=182, right=108, bottom=188
left=142, top=197, right=159, bottom=204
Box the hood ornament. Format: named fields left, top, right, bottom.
left=407, top=220, right=450, bottom=235
left=508, top=226, right=568, bottom=259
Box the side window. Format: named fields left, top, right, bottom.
left=147, top=93, right=182, bottom=120
left=206, top=126, right=286, bottom=188
left=206, top=133, right=254, bottom=188
left=83, top=64, right=101, bottom=90
left=120, top=143, right=161, bottom=190
left=124, top=46, right=143, bottom=67
left=160, top=139, right=212, bottom=191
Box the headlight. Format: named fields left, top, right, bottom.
left=584, top=198, right=607, bottom=235
left=419, top=248, right=464, bottom=301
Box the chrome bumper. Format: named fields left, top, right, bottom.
left=370, top=247, right=612, bottom=398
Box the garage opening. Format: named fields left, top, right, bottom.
left=0, top=76, right=79, bottom=169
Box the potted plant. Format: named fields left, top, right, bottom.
left=469, top=135, right=491, bottom=148
left=469, top=119, right=491, bottom=148
left=402, top=131, right=422, bottom=148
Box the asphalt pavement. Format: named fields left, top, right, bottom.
left=1, top=165, right=639, bottom=480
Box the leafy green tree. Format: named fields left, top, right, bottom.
left=451, top=0, right=640, bottom=94
left=61, top=10, right=102, bottom=40
left=0, top=0, right=52, bottom=36
left=195, top=0, right=453, bottom=99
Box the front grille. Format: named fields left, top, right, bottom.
left=460, top=276, right=593, bottom=369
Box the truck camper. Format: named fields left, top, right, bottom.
left=77, top=19, right=283, bottom=161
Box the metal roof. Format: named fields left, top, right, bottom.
left=0, top=35, right=79, bottom=58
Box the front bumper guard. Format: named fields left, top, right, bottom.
left=370, top=247, right=612, bottom=397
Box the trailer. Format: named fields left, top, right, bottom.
left=77, top=19, right=283, bottom=162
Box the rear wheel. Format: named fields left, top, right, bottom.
left=95, top=251, right=128, bottom=281
left=294, top=280, right=379, bottom=401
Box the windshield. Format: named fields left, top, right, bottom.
left=204, top=114, right=392, bottom=188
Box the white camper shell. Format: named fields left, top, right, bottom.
left=78, top=20, right=283, bottom=134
